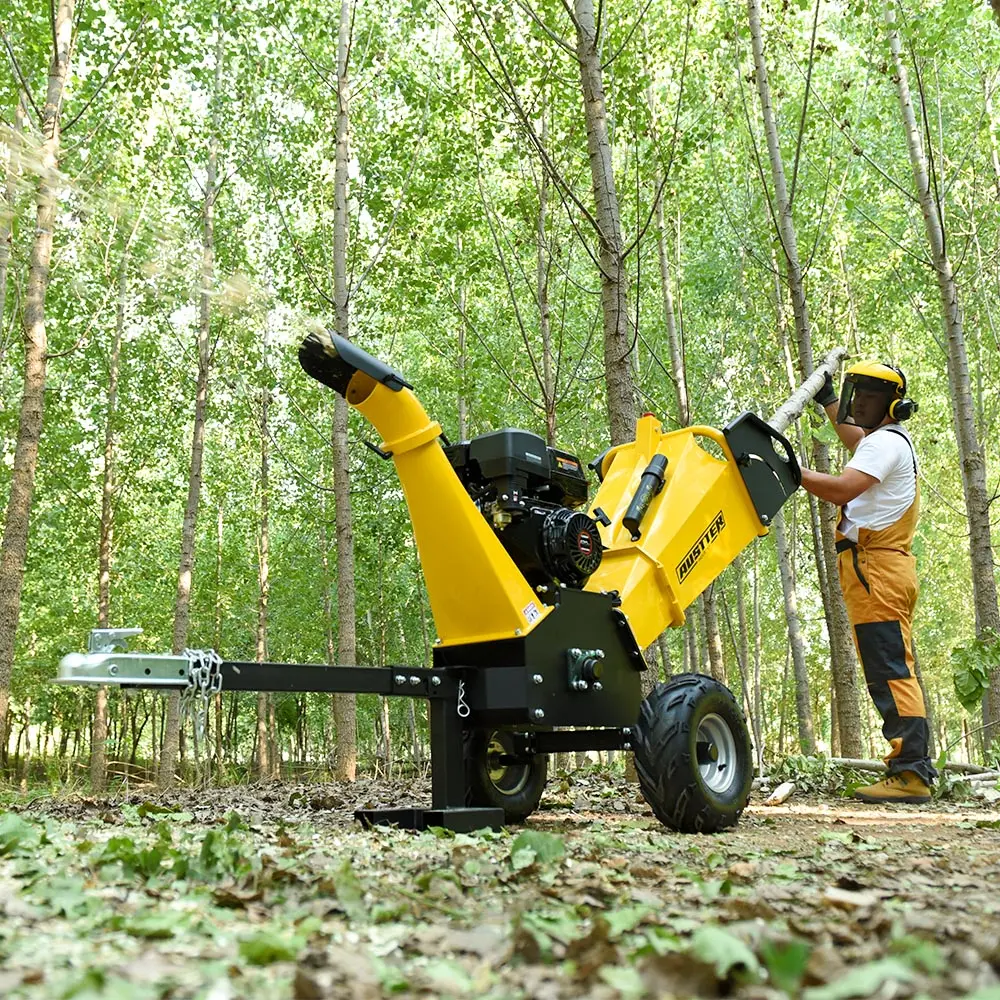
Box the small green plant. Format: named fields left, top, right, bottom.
left=951, top=628, right=1000, bottom=712
left=772, top=755, right=836, bottom=793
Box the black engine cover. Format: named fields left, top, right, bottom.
left=444, top=428, right=601, bottom=589
left=445, top=429, right=588, bottom=509
left=498, top=506, right=602, bottom=589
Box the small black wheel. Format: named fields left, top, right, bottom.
left=633, top=673, right=753, bottom=833
left=465, top=729, right=547, bottom=824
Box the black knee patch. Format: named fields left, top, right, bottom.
left=854, top=621, right=909, bottom=684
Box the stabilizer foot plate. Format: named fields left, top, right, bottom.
left=354, top=807, right=505, bottom=832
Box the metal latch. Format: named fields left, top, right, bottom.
left=88, top=628, right=143, bottom=653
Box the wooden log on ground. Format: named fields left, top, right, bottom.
left=763, top=780, right=796, bottom=805
left=939, top=761, right=993, bottom=775
left=828, top=758, right=887, bottom=773
left=828, top=758, right=995, bottom=776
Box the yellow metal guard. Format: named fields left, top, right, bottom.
left=585, top=414, right=768, bottom=649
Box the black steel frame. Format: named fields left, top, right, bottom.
left=198, top=660, right=632, bottom=832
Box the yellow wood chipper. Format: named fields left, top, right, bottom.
left=58, top=331, right=804, bottom=834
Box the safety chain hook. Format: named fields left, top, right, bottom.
left=179, top=648, right=223, bottom=745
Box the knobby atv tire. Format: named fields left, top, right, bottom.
left=465, top=729, right=547, bottom=824
left=633, top=673, right=753, bottom=833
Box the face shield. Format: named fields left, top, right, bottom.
left=836, top=373, right=898, bottom=429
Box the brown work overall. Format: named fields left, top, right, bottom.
left=835, top=443, right=935, bottom=784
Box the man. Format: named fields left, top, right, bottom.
left=800, top=361, right=935, bottom=803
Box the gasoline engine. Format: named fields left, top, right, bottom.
left=444, top=429, right=603, bottom=595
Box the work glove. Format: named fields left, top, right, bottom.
left=814, top=371, right=838, bottom=407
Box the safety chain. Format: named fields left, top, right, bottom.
left=179, top=648, right=223, bottom=745
left=456, top=679, right=470, bottom=718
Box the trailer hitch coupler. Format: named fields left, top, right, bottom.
left=622, top=454, right=669, bottom=541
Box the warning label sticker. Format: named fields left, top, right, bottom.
left=523, top=602, right=542, bottom=624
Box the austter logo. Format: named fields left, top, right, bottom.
left=677, top=512, right=726, bottom=583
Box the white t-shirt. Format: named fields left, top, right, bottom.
left=838, top=425, right=918, bottom=541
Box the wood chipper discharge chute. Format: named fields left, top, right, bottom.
left=299, top=328, right=554, bottom=648
left=57, top=328, right=820, bottom=836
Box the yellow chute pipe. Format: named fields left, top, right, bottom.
left=346, top=370, right=550, bottom=646
left=585, top=415, right=766, bottom=649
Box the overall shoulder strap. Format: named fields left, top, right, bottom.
left=881, top=426, right=917, bottom=476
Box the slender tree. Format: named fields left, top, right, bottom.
left=572, top=0, right=637, bottom=444
left=746, top=0, right=863, bottom=755
left=0, top=1, right=75, bottom=748
left=158, top=25, right=224, bottom=788
left=884, top=4, right=1000, bottom=749
left=255, top=387, right=274, bottom=781
left=0, top=95, right=26, bottom=362
left=773, top=513, right=816, bottom=753
left=331, top=0, right=359, bottom=781
left=93, top=254, right=129, bottom=791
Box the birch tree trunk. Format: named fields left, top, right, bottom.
left=331, top=0, right=358, bottom=781
left=703, top=590, right=726, bottom=685
left=413, top=532, right=431, bottom=767
left=93, top=256, right=131, bottom=792
left=0, top=96, right=27, bottom=361
left=747, top=0, right=863, bottom=755
left=213, top=504, right=224, bottom=773
left=255, top=389, right=273, bottom=781
left=572, top=0, right=636, bottom=445
left=773, top=513, right=816, bottom=753
left=651, top=191, right=688, bottom=684
left=885, top=4, right=1000, bottom=747
left=655, top=199, right=688, bottom=426
left=734, top=555, right=763, bottom=768
left=536, top=116, right=557, bottom=447
left=686, top=601, right=701, bottom=674
left=456, top=234, right=468, bottom=441
left=752, top=544, right=765, bottom=771
left=158, top=30, right=223, bottom=789
left=319, top=515, right=342, bottom=774
left=0, top=2, right=74, bottom=745
left=534, top=118, right=573, bottom=773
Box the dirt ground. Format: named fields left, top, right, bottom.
left=1, top=777, right=998, bottom=998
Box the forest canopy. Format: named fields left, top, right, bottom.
left=0, top=0, right=998, bottom=786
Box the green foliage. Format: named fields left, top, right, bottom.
left=0, top=0, right=998, bottom=780
left=951, top=629, right=1000, bottom=712
left=238, top=929, right=305, bottom=966
left=689, top=925, right=762, bottom=982
left=509, top=829, right=566, bottom=869
left=760, top=937, right=812, bottom=993
left=0, top=796, right=996, bottom=997
left=771, top=755, right=845, bottom=793
left=801, top=958, right=916, bottom=1000
left=93, top=817, right=254, bottom=882
left=0, top=813, right=39, bottom=856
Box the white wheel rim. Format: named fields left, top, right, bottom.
left=696, top=713, right=739, bottom=795
left=487, top=734, right=530, bottom=796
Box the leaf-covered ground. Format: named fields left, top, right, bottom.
left=1, top=774, right=998, bottom=1000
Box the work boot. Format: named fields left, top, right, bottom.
left=853, top=771, right=931, bottom=804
